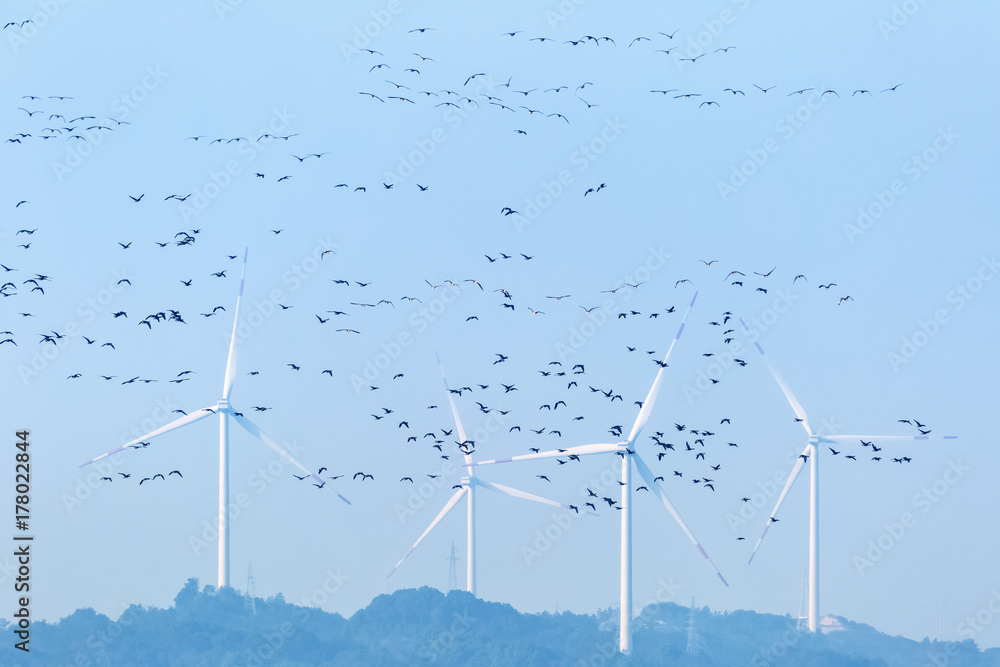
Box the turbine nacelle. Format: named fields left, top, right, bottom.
left=425, top=292, right=725, bottom=657
left=744, top=328, right=959, bottom=635
left=389, top=354, right=563, bottom=594
left=80, top=248, right=349, bottom=591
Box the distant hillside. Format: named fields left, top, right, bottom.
left=8, top=580, right=999, bottom=665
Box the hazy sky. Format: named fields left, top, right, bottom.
left=3, top=0, right=998, bottom=654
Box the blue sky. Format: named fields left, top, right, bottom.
left=2, top=0, right=999, bottom=653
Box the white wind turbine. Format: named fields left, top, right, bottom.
left=466, top=292, right=729, bottom=655
left=387, top=353, right=564, bottom=596
left=80, top=249, right=349, bottom=588
left=741, top=323, right=958, bottom=632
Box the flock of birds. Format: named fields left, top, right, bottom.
left=0, top=253, right=854, bottom=365
left=27, top=258, right=923, bottom=529
left=1, top=216, right=920, bottom=519
left=98, top=470, right=183, bottom=486
left=218, top=334, right=938, bottom=539
left=1, top=20, right=934, bottom=562
left=5, top=24, right=907, bottom=201
left=347, top=30, right=905, bottom=124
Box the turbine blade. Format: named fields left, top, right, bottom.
left=633, top=453, right=728, bottom=587
left=477, top=479, right=561, bottom=506
left=740, top=320, right=812, bottom=436
left=79, top=405, right=217, bottom=467
left=233, top=412, right=350, bottom=504
left=625, top=291, right=697, bottom=446
left=389, top=486, right=468, bottom=578
left=747, top=443, right=810, bottom=565
left=436, top=352, right=473, bottom=467
left=469, top=442, right=620, bottom=466
left=222, top=247, right=248, bottom=402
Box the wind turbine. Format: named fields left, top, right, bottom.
left=742, top=322, right=958, bottom=632
left=80, top=249, right=349, bottom=588
left=467, top=292, right=729, bottom=655
left=387, top=353, right=564, bottom=596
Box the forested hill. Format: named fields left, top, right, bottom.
left=8, top=580, right=998, bottom=666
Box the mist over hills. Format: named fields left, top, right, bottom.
left=8, top=580, right=998, bottom=666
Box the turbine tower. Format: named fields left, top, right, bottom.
left=743, top=324, right=958, bottom=632
left=468, top=292, right=728, bottom=654
left=81, top=249, right=349, bottom=588
left=388, top=354, right=564, bottom=595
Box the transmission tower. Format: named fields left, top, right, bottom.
left=796, top=563, right=809, bottom=630
left=939, top=594, right=946, bottom=641
left=447, top=541, right=461, bottom=591
left=685, top=597, right=703, bottom=656
left=243, top=562, right=257, bottom=614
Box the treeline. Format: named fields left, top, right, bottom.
left=6, top=580, right=998, bottom=666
